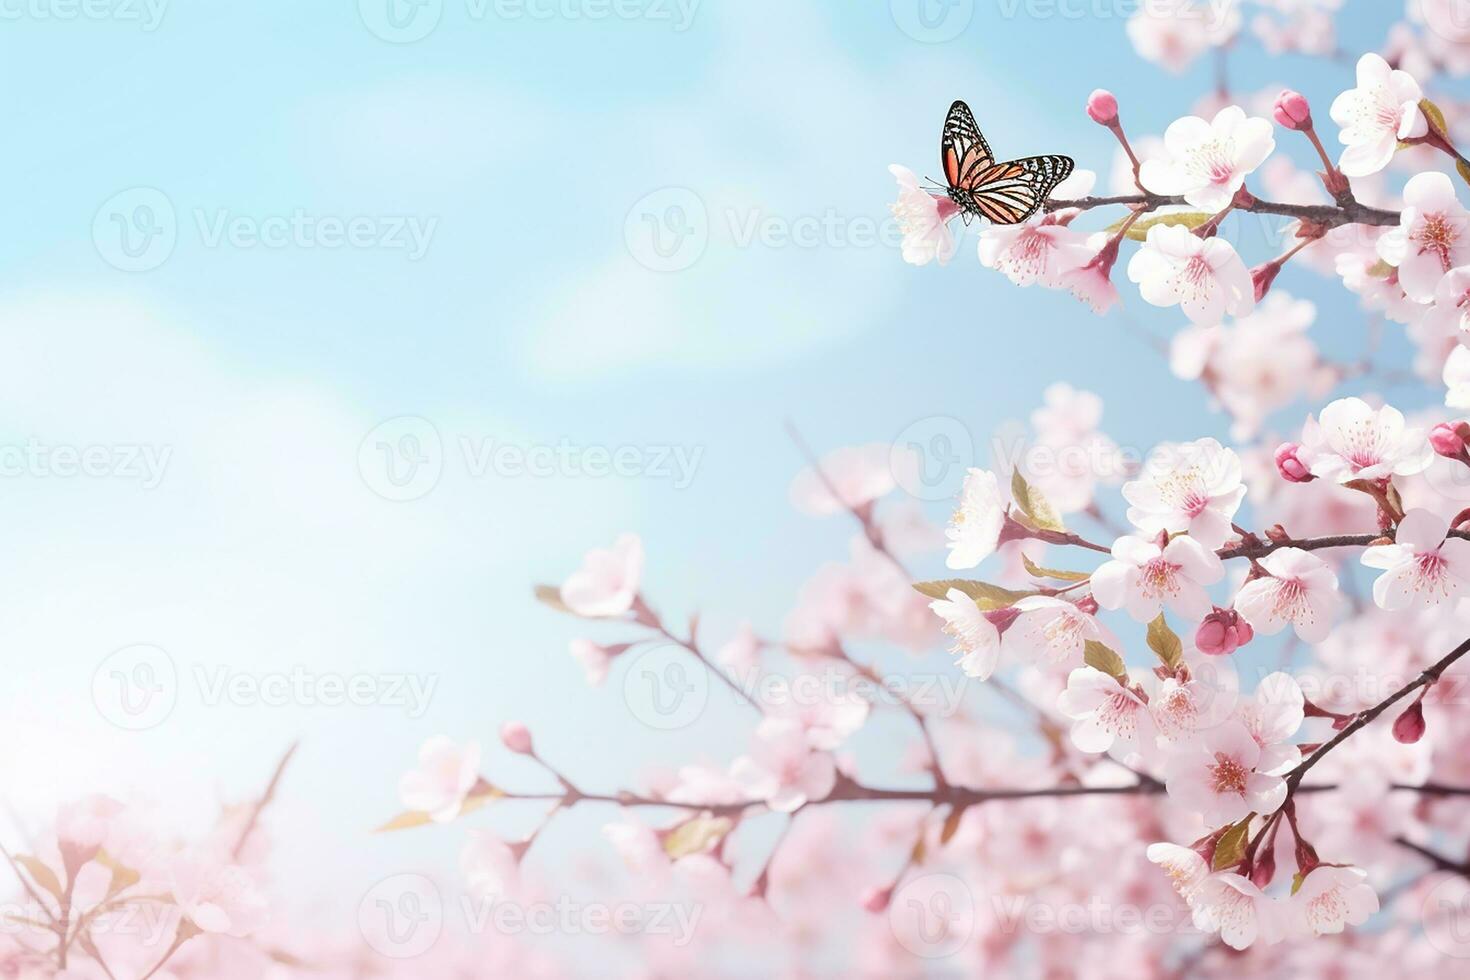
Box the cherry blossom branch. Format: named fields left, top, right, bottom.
left=1046, top=192, right=1399, bottom=230
left=1394, top=836, right=1468, bottom=875
left=231, top=741, right=298, bottom=861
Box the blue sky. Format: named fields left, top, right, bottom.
left=0, top=0, right=1437, bottom=954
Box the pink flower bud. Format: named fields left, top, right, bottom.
left=1274, top=442, right=1315, bottom=483
left=984, top=606, right=1021, bottom=635
left=1392, top=699, right=1426, bottom=744
left=1272, top=90, right=1312, bottom=130
left=500, top=721, right=534, bottom=755
left=1195, top=607, right=1253, bottom=656
left=1249, top=843, right=1276, bottom=889
left=861, top=883, right=894, bottom=913
left=1250, top=261, right=1282, bottom=302
left=1086, top=89, right=1119, bottom=127
left=1431, top=421, right=1468, bottom=460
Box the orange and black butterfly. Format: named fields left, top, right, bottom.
left=941, top=100, right=1074, bottom=225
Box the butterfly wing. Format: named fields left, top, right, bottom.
left=941, top=100, right=995, bottom=191
left=966, top=154, right=1076, bottom=225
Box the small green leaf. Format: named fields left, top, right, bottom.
left=1457, top=158, right=1470, bottom=190
left=663, top=815, right=733, bottom=859
left=1146, top=614, right=1184, bottom=671
left=1021, top=554, right=1090, bottom=583
left=1290, top=871, right=1307, bottom=896
left=912, top=579, right=1036, bottom=610
left=1105, top=211, right=1214, bottom=242
left=1421, top=98, right=1449, bottom=138
left=1212, top=817, right=1253, bottom=872
left=15, top=856, right=63, bottom=903
left=1082, top=640, right=1127, bottom=682
left=1365, top=259, right=1395, bottom=279
left=1010, top=471, right=1065, bottom=533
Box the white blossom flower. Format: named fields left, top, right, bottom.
left=1091, top=534, right=1224, bottom=622
left=1237, top=672, right=1305, bottom=775
left=399, top=737, right=482, bottom=823
left=1422, top=266, right=1470, bottom=344
left=929, top=588, right=1002, bottom=680
left=1377, top=172, right=1470, bottom=302
left=461, top=830, right=521, bottom=901
left=169, top=852, right=270, bottom=938
left=1300, top=396, right=1434, bottom=483
left=1126, top=0, right=1240, bottom=75
left=1146, top=842, right=1210, bottom=904
left=1124, top=438, right=1246, bottom=548
left=978, top=222, right=1092, bottom=288
left=1233, top=547, right=1344, bottom=642
left=945, top=468, right=1007, bottom=569
left=1329, top=52, right=1429, bottom=177
left=730, top=719, right=837, bottom=812
left=1191, top=873, right=1283, bottom=950
left=1138, top=106, right=1275, bottom=211
left=1057, top=667, right=1157, bottom=756
left=1164, top=720, right=1287, bottom=825
left=1361, top=508, right=1470, bottom=609
left=889, top=164, right=959, bottom=266
left=1288, top=865, right=1378, bottom=937
left=560, top=533, right=644, bottom=617
left=1003, top=595, right=1115, bottom=666
left=1449, top=344, right=1470, bottom=408
left=1127, top=223, right=1255, bottom=325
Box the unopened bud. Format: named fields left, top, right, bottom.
left=1196, top=607, right=1254, bottom=656
left=1274, top=442, right=1315, bottom=483
left=861, top=884, right=894, bottom=913
left=1087, top=89, right=1119, bottom=127
left=1272, top=89, right=1312, bottom=130
left=1392, top=699, right=1426, bottom=744
left=1430, top=421, right=1469, bottom=460
left=500, top=721, right=534, bottom=755
left=1250, top=261, right=1283, bottom=302
left=1249, top=843, right=1276, bottom=889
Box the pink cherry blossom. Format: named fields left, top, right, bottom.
left=929, top=587, right=1002, bottom=680
left=978, top=221, right=1092, bottom=288
left=559, top=532, right=643, bottom=617
left=1237, top=671, right=1305, bottom=776
left=1288, top=865, right=1378, bottom=937
left=1300, top=396, right=1434, bottom=482
left=1091, top=533, right=1224, bottom=622
left=169, top=851, right=269, bottom=938
left=1361, top=508, right=1470, bottom=609
left=789, top=443, right=903, bottom=516
left=1377, top=172, right=1470, bottom=302
left=1003, top=595, right=1114, bottom=666
left=1422, top=265, right=1470, bottom=344
left=1233, top=547, right=1344, bottom=642
left=1190, top=873, right=1282, bottom=950
left=1125, top=0, right=1240, bottom=75
left=461, top=829, right=521, bottom=900
left=1146, top=841, right=1209, bottom=904
left=1138, top=106, right=1276, bottom=211
left=1329, top=53, right=1429, bottom=177
left=1164, top=720, right=1287, bottom=825
left=1056, top=666, right=1157, bottom=756
left=730, top=718, right=837, bottom=812
left=398, top=736, right=482, bottom=823
left=944, top=467, right=1006, bottom=570
left=1058, top=232, right=1123, bottom=314
left=1127, top=223, right=1255, bottom=325
left=888, top=164, right=959, bottom=266
left=1123, top=438, right=1246, bottom=548
left=569, top=638, right=617, bottom=686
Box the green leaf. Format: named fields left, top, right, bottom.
left=1422, top=98, right=1449, bottom=138
left=912, top=579, right=1036, bottom=610
left=1105, top=211, right=1214, bottom=242
left=15, top=856, right=63, bottom=903
left=1212, top=817, right=1253, bottom=872
left=1082, top=640, right=1127, bottom=682
left=1021, top=554, right=1090, bottom=583
left=1146, top=614, right=1184, bottom=671
left=1010, top=471, right=1065, bottom=533
left=1457, top=159, right=1470, bottom=190
left=95, top=850, right=141, bottom=901
left=1290, top=871, right=1307, bottom=896
left=374, top=784, right=503, bottom=832
left=663, top=815, right=733, bottom=859
left=533, top=584, right=575, bottom=615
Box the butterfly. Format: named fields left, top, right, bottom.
left=940, top=100, right=1075, bottom=226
